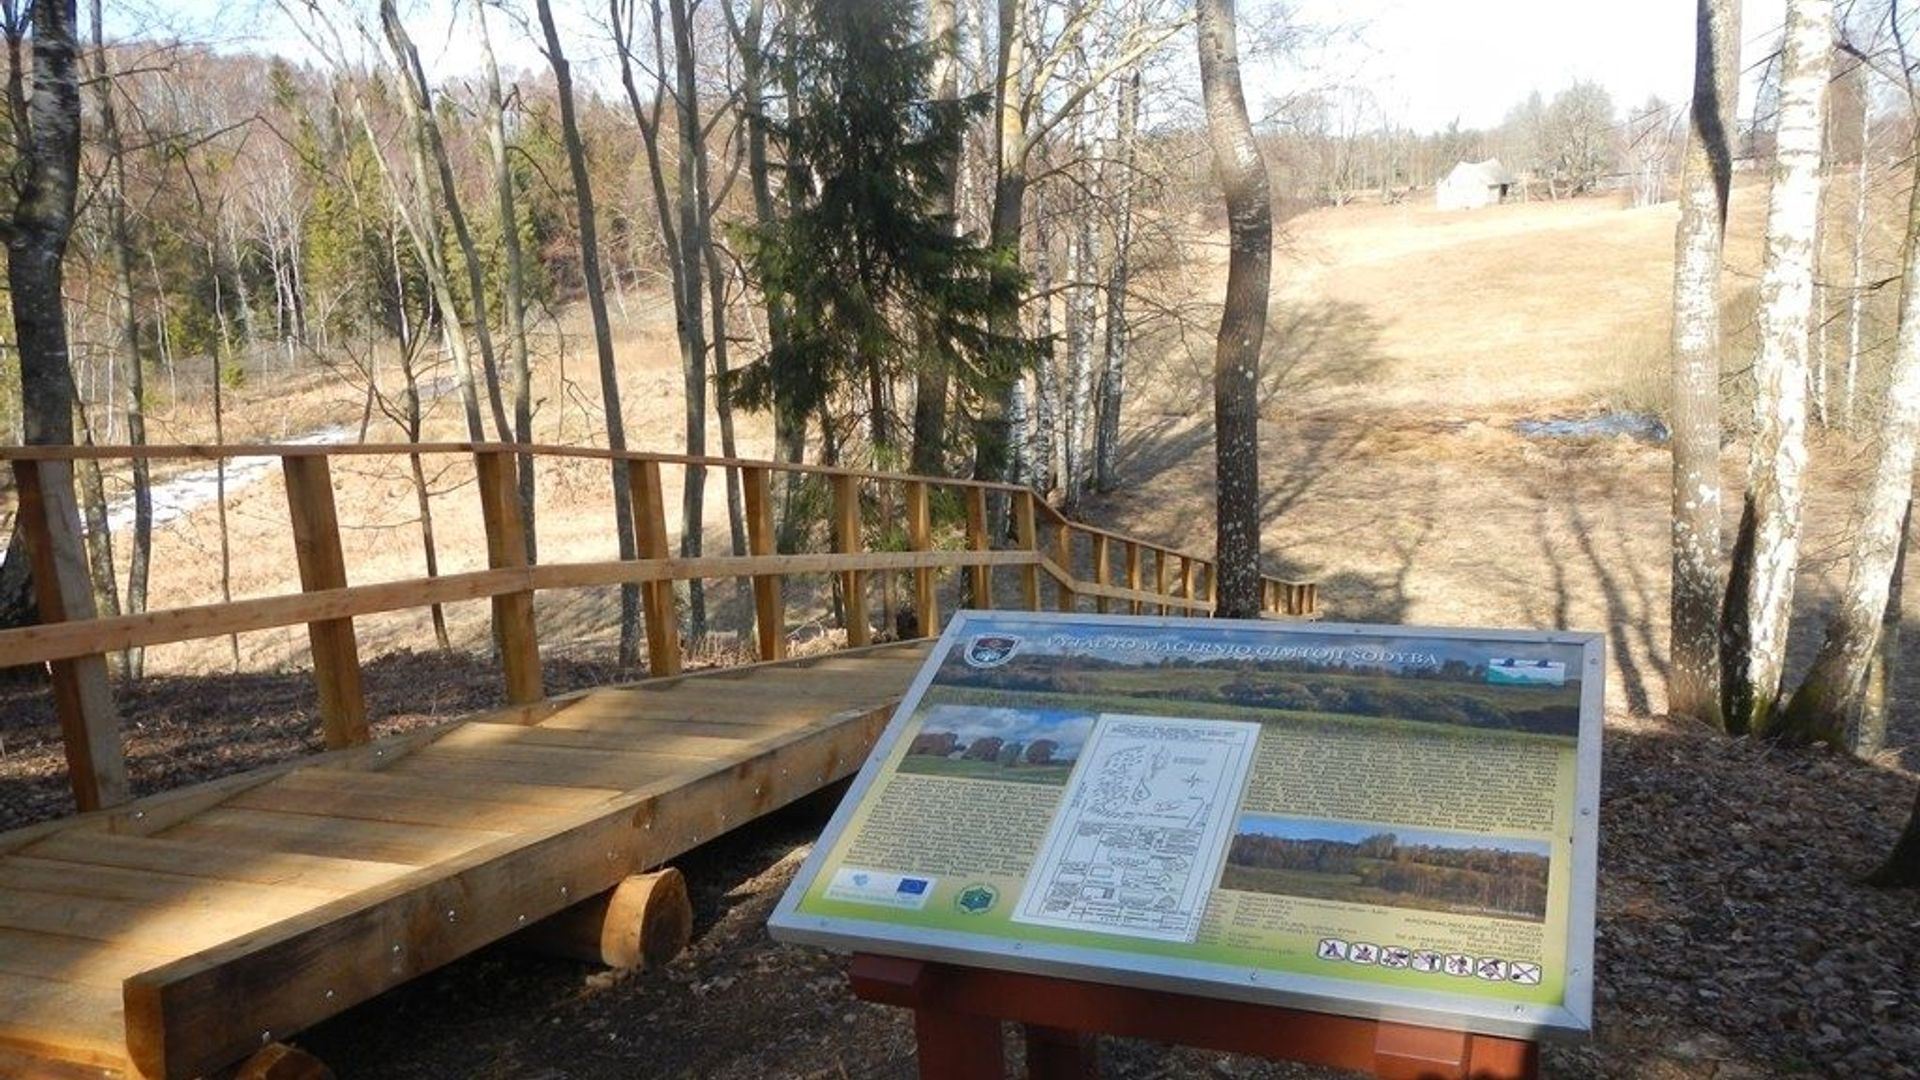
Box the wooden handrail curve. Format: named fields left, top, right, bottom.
left=0, top=443, right=1318, bottom=811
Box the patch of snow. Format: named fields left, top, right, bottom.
left=103, top=424, right=357, bottom=532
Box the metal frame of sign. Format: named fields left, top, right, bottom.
left=770, top=611, right=1604, bottom=1040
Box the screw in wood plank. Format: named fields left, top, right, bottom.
left=391, top=944, right=401, bottom=956
left=132, top=810, right=144, bottom=820
left=560, top=886, right=570, bottom=898
left=517, top=914, right=527, bottom=924
left=446, top=909, right=457, bottom=923
left=325, top=989, right=335, bottom=1000
left=261, top=1030, right=272, bottom=1045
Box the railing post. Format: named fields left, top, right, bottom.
left=1154, top=550, right=1170, bottom=616
left=905, top=480, right=937, bottom=636
left=12, top=459, right=127, bottom=811
left=1053, top=526, right=1075, bottom=612
left=628, top=459, right=681, bottom=676
left=1206, top=564, right=1219, bottom=612
left=965, top=487, right=991, bottom=609
left=1125, top=542, right=1143, bottom=615
left=742, top=466, right=786, bottom=660
left=1091, top=533, right=1111, bottom=614
left=281, top=455, right=369, bottom=749
left=1015, top=492, right=1040, bottom=612
left=833, top=473, right=871, bottom=646
left=1179, top=556, right=1195, bottom=613
left=475, top=451, right=543, bottom=703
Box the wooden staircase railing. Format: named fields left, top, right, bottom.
left=0, top=442, right=1318, bottom=813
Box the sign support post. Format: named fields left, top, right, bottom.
left=847, top=954, right=1539, bottom=1080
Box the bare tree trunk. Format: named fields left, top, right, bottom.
left=725, top=0, right=807, bottom=554
left=1010, top=369, right=1031, bottom=485
left=74, top=410, right=120, bottom=634
left=1196, top=0, right=1268, bottom=620
left=668, top=0, right=711, bottom=638
left=1858, top=499, right=1908, bottom=757
left=536, top=0, right=642, bottom=665
left=380, top=0, right=511, bottom=443
left=1069, top=115, right=1101, bottom=500
left=89, top=0, right=149, bottom=678
left=209, top=236, right=240, bottom=667
left=0, top=0, right=85, bottom=633
left=1668, top=0, right=1739, bottom=730
left=355, top=95, right=485, bottom=442
left=706, top=248, right=748, bottom=557
left=1845, top=79, right=1872, bottom=432
left=1869, top=777, right=1920, bottom=887
left=477, top=1, right=537, bottom=561
left=1064, top=219, right=1092, bottom=513
left=912, top=0, right=961, bottom=476
left=971, top=0, right=1029, bottom=506
left=1729, top=0, right=1831, bottom=733
left=1779, top=147, right=1920, bottom=747
left=1031, top=207, right=1056, bottom=495
left=1095, top=53, right=1140, bottom=493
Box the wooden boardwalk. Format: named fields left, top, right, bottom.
left=0, top=441, right=1316, bottom=1079
left=0, top=641, right=930, bottom=1079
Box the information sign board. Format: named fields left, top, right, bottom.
left=770, top=612, right=1603, bottom=1039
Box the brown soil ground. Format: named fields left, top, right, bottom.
left=4, top=186, right=1918, bottom=1078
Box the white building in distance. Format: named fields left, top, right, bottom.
left=1436, top=159, right=1517, bottom=210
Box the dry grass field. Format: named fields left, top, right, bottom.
left=1107, top=183, right=1911, bottom=731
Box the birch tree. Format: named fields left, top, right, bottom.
left=1196, top=0, right=1267, bottom=619
left=1094, top=3, right=1142, bottom=492
left=1726, top=0, right=1832, bottom=733
left=1667, top=0, right=1739, bottom=729
left=1842, top=58, right=1876, bottom=431
left=1777, top=137, right=1920, bottom=751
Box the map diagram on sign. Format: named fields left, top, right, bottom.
left=1012, top=714, right=1261, bottom=943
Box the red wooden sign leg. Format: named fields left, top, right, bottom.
left=912, top=1007, right=1005, bottom=1080
left=1023, top=1024, right=1099, bottom=1080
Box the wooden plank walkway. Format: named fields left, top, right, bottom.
left=0, top=641, right=932, bottom=1080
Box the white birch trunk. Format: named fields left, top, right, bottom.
left=1096, top=53, right=1140, bottom=494
left=1845, top=90, right=1872, bottom=432
left=1738, top=0, right=1833, bottom=732
left=1031, top=208, right=1056, bottom=494
left=1780, top=143, right=1920, bottom=749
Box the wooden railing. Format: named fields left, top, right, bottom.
left=0, top=443, right=1317, bottom=813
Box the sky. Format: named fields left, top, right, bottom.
left=137, top=0, right=1792, bottom=135
left=1274, top=0, right=1791, bottom=133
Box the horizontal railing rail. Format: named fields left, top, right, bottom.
left=0, top=443, right=1317, bottom=813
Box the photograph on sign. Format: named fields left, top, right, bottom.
left=769, top=612, right=1603, bottom=1039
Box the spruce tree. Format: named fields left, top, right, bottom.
left=733, top=0, right=1024, bottom=461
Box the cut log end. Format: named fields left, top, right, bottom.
left=231, top=1042, right=334, bottom=1080
left=519, top=868, right=693, bottom=970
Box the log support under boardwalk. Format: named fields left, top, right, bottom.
left=517, top=868, right=693, bottom=970
left=230, top=1042, right=334, bottom=1080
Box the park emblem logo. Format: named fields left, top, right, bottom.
left=954, top=883, right=999, bottom=914
left=963, top=634, right=1020, bottom=669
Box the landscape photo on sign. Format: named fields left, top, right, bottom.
left=926, top=622, right=1585, bottom=741
left=1220, top=814, right=1553, bottom=923
left=895, top=703, right=1093, bottom=786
